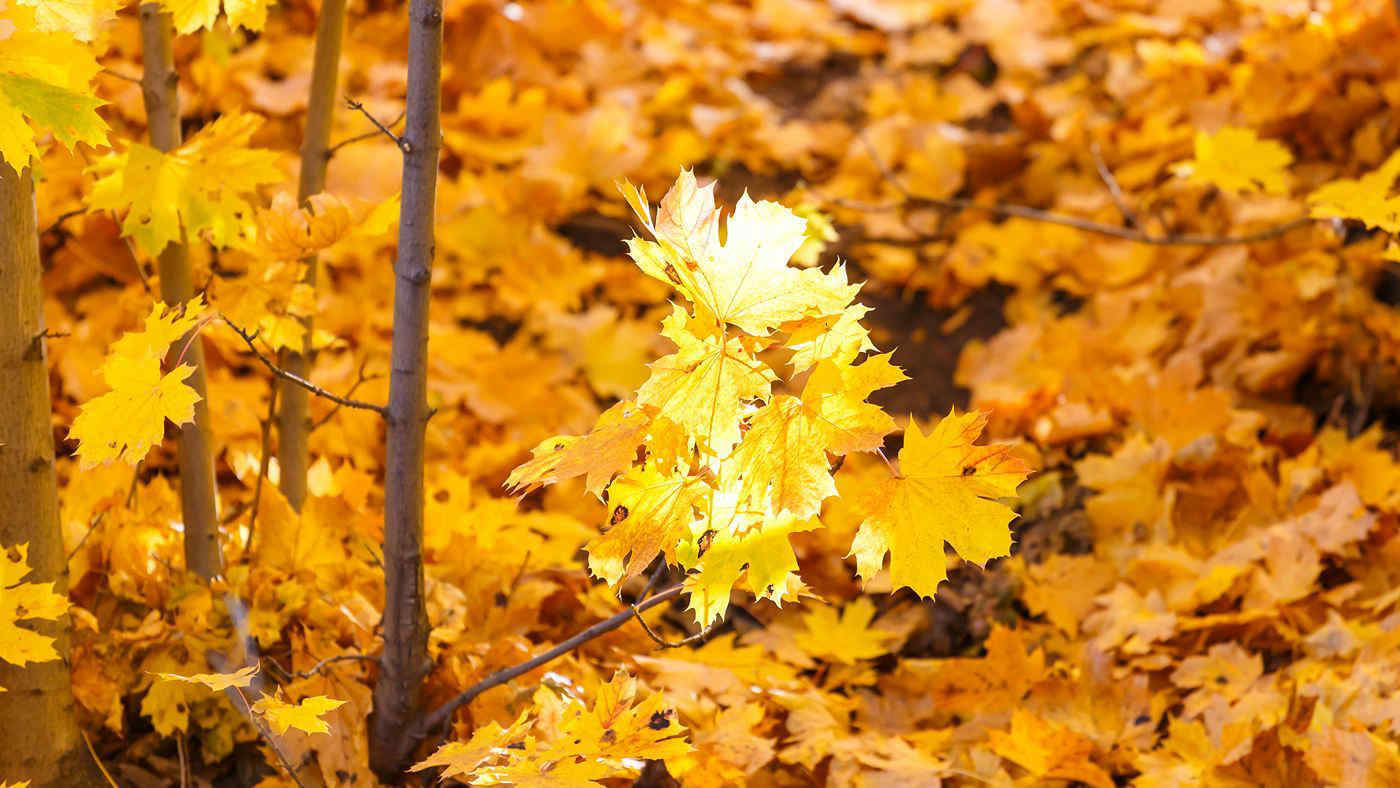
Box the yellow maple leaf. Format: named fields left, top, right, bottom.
left=635, top=310, right=776, bottom=455
left=802, top=354, right=906, bottom=455
left=895, top=625, right=1044, bottom=715
left=791, top=597, right=898, bottom=664
left=847, top=410, right=1030, bottom=597
left=683, top=516, right=815, bottom=626
left=411, top=713, right=534, bottom=780
left=1308, top=149, right=1400, bottom=232
left=250, top=691, right=347, bottom=735
left=69, top=300, right=206, bottom=468
left=506, top=401, right=654, bottom=496
left=587, top=464, right=709, bottom=586
left=0, top=543, right=70, bottom=678
left=620, top=170, right=858, bottom=336
left=16, top=0, right=119, bottom=40
left=248, top=191, right=400, bottom=262
left=1172, top=126, right=1293, bottom=195
left=414, top=672, right=689, bottom=786
left=988, top=710, right=1113, bottom=788
left=0, top=3, right=108, bottom=171
left=730, top=396, right=836, bottom=520
left=786, top=304, right=876, bottom=374
left=87, top=113, right=282, bottom=254
left=160, top=0, right=276, bottom=33
left=153, top=663, right=259, bottom=691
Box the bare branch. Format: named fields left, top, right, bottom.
left=843, top=132, right=1317, bottom=248
left=224, top=318, right=387, bottom=416
left=1090, top=141, right=1140, bottom=229
left=101, top=66, right=142, bottom=84
left=310, top=359, right=382, bottom=431
left=263, top=652, right=378, bottom=682
left=294, top=653, right=378, bottom=679
left=245, top=378, right=278, bottom=552
left=632, top=602, right=716, bottom=649
left=345, top=98, right=411, bottom=153
left=413, top=584, right=685, bottom=745
left=232, top=686, right=308, bottom=788
left=327, top=109, right=406, bottom=159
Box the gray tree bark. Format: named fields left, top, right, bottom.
left=369, top=0, right=442, bottom=780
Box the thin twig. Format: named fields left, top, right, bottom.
left=68, top=466, right=141, bottom=562
left=632, top=601, right=716, bottom=649
left=626, top=564, right=714, bottom=649
left=246, top=378, right=279, bottom=552
left=101, top=66, right=142, bottom=84
left=121, top=236, right=153, bottom=293
left=41, top=208, right=84, bottom=238
left=126, top=464, right=141, bottom=507
left=80, top=729, right=120, bottom=788
left=344, top=98, right=411, bottom=153
left=225, top=318, right=387, bottom=416
left=414, top=584, right=685, bottom=743
left=1090, top=141, right=1139, bottom=228
left=310, top=359, right=381, bottom=431
left=176, top=733, right=190, bottom=788
left=25, top=329, right=69, bottom=361
left=841, top=132, right=1317, bottom=247
left=291, top=653, right=379, bottom=680
left=326, top=109, right=406, bottom=159
left=260, top=652, right=380, bottom=682
left=231, top=686, right=308, bottom=788
left=66, top=511, right=106, bottom=562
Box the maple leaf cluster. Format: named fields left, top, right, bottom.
left=508, top=171, right=1027, bottom=625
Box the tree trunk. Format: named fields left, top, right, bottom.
left=0, top=167, right=103, bottom=786
left=369, top=0, right=442, bottom=779
left=277, top=0, right=347, bottom=511
left=139, top=3, right=223, bottom=579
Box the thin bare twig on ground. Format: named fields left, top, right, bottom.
left=80, top=729, right=120, bottom=788
left=1090, top=141, right=1140, bottom=228
left=836, top=132, right=1317, bottom=248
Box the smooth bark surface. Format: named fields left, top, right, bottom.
left=277, top=0, right=348, bottom=510
left=139, top=3, right=223, bottom=579
left=0, top=167, right=102, bottom=786
left=369, top=0, right=443, bottom=779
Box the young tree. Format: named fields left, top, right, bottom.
left=277, top=0, right=349, bottom=511
left=137, top=3, right=222, bottom=578
left=0, top=166, right=102, bottom=787
left=369, top=0, right=443, bottom=778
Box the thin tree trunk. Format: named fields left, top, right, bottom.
left=369, top=0, right=442, bottom=779
left=277, top=0, right=347, bottom=511
left=139, top=3, right=223, bottom=579
left=0, top=167, right=102, bottom=786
